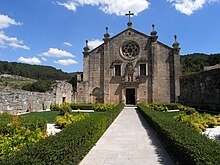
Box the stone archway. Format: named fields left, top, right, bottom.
left=92, top=87, right=104, bottom=103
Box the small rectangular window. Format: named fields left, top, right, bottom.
left=140, top=64, right=146, bottom=76
left=115, top=65, right=121, bottom=76
left=81, top=74, right=83, bottom=81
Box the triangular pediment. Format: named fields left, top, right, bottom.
left=89, top=27, right=172, bottom=54
left=110, top=28, right=150, bottom=41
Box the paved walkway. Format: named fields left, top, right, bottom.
left=80, top=107, right=175, bottom=165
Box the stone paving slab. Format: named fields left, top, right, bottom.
left=80, top=106, right=175, bottom=165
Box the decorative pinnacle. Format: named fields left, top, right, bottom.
left=83, top=40, right=90, bottom=52
left=173, top=35, right=180, bottom=53
left=104, top=27, right=110, bottom=38
left=174, top=35, right=177, bottom=43
left=152, top=24, right=155, bottom=31
left=150, top=24, right=157, bottom=36
left=173, top=35, right=179, bottom=46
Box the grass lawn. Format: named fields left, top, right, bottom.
left=22, top=111, right=101, bottom=123
left=22, top=111, right=60, bottom=123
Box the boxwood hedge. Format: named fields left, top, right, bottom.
left=137, top=104, right=220, bottom=165
left=0, top=104, right=124, bottom=164
left=70, top=103, right=94, bottom=110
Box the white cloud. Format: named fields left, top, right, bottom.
left=57, top=0, right=150, bottom=16
left=56, top=1, right=78, bottom=11
left=64, top=42, right=72, bottom=46
left=0, top=14, right=21, bottom=29
left=168, top=0, right=219, bottom=15
left=88, top=39, right=103, bottom=49
left=41, top=48, right=74, bottom=58
left=54, top=59, right=78, bottom=65
left=18, top=56, right=41, bottom=65
left=0, top=31, right=30, bottom=50
left=41, top=57, right=47, bottom=61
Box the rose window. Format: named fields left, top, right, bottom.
left=120, top=41, right=140, bottom=59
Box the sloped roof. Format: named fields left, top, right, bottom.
left=89, top=27, right=173, bottom=54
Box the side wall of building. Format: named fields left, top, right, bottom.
left=179, top=69, right=220, bottom=112
left=152, top=42, right=176, bottom=103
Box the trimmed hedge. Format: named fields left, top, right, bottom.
left=145, top=103, right=197, bottom=114
left=137, top=104, right=220, bottom=165
left=70, top=103, right=94, bottom=110
left=0, top=104, right=124, bottom=164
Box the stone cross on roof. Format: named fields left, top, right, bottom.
left=125, top=11, right=134, bottom=23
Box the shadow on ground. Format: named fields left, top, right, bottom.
left=135, top=108, right=176, bottom=165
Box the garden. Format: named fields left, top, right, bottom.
left=138, top=103, right=220, bottom=165
left=1, top=102, right=220, bottom=164
left=0, top=103, right=124, bottom=164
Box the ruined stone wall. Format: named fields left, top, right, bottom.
left=204, top=63, right=220, bottom=71
left=0, top=87, right=55, bottom=114
left=0, top=81, right=73, bottom=114
left=179, top=69, right=220, bottom=112
left=53, top=81, right=73, bottom=104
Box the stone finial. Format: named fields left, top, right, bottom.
left=152, top=24, right=155, bottom=31
left=172, top=35, right=181, bottom=54
left=150, top=24, right=158, bottom=42
left=103, top=27, right=110, bottom=43
left=174, top=35, right=177, bottom=42
left=83, top=40, right=90, bottom=54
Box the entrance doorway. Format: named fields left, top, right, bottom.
left=126, top=88, right=136, bottom=105
left=62, top=97, right=66, bottom=103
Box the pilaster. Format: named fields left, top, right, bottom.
left=172, top=35, right=181, bottom=102
left=150, top=24, right=159, bottom=103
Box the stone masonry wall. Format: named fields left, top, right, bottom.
left=0, top=81, right=73, bottom=114
left=179, top=69, right=220, bottom=112
left=0, top=87, right=55, bottom=114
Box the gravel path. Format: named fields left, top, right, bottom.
left=47, top=124, right=61, bottom=136
left=202, top=126, right=220, bottom=141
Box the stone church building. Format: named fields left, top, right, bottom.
left=77, top=14, right=180, bottom=105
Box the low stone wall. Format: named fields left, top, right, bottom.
left=179, top=69, right=220, bottom=112
left=0, top=87, right=55, bottom=114
left=204, top=63, right=220, bottom=71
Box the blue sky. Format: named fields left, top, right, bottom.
left=0, top=0, right=219, bottom=73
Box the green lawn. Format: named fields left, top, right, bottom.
left=22, top=111, right=60, bottom=123
left=22, top=111, right=100, bottom=123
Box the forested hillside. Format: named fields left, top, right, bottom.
left=1, top=53, right=220, bottom=84
left=0, top=61, right=77, bottom=92
left=0, top=61, right=72, bottom=80
left=180, top=53, right=220, bottom=74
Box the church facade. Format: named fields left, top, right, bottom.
left=76, top=19, right=181, bottom=105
